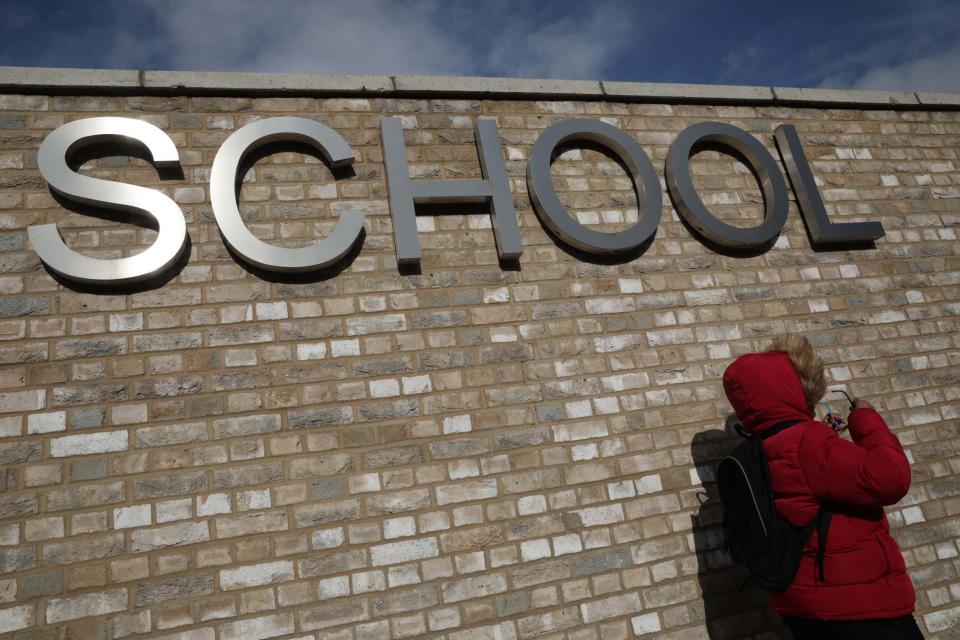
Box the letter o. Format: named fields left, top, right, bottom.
left=526, top=119, right=662, bottom=255
left=666, top=121, right=788, bottom=249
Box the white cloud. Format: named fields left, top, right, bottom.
left=127, top=0, right=468, bottom=75
left=111, top=0, right=633, bottom=80
left=838, top=44, right=960, bottom=92
left=481, top=3, right=635, bottom=79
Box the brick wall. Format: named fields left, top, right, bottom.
left=0, top=84, right=958, bottom=639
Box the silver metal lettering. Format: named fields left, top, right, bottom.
left=380, top=117, right=522, bottom=266
left=774, top=124, right=884, bottom=246
left=666, top=121, right=788, bottom=250
left=30, top=117, right=187, bottom=284
left=210, top=117, right=365, bottom=272
left=526, top=119, right=662, bottom=255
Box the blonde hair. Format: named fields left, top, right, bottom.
left=767, top=335, right=826, bottom=413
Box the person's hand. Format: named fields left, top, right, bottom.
left=852, top=397, right=874, bottom=411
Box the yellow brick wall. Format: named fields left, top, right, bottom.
left=0, top=91, right=958, bottom=639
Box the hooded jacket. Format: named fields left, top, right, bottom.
left=722, top=351, right=915, bottom=620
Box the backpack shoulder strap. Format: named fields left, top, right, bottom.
left=758, top=419, right=805, bottom=441
left=816, top=507, right=832, bottom=582
left=795, top=504, right=834, bottom=584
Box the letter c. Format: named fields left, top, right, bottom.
left=210, top=117, right=364, bottom=272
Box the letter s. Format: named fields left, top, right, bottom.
left=29, top=117, right=187, bottom=284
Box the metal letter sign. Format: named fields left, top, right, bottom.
left=29, top=115, right=883, bottom=287
left=210, top=117, right=365, bottom=272
left=30, top=117, right=187, bottom=284
left=380, top=117, right=522, bottom=266
left=666, top=121, right=789, bottom=250
left=526, top=119, right=662, bottom=255
left=774, top=124, right=884, bottom=246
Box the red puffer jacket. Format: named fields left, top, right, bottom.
left=722, top=351, right=916, bottom=620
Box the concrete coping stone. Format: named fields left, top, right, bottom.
left=0, top=65, right=958, bottom=110
left=143, top=70, right=394, bottom=93
left=393, top=74, right=602, bottom=97
left=0, top=66, right=140, bottom=90
left=602, top=81, right=773, bottom=103
left=771, top=86, right=919, bottom=107
left=915, top=91, right=960, bottom=107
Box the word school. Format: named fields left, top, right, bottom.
left=29, top=115, right=885, bottom=285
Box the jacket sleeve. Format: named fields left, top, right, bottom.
left=797, top=407, right=911, bottom=507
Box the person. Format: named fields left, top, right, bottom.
left=721, top=335, right=923, bottom=640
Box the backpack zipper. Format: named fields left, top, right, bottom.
left=721, top=455, right=769, bottom=537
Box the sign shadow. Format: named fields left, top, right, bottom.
left=689, top=416, right=791, bottom=639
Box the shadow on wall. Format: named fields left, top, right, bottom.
left=689, top=416, right=791, bottom=639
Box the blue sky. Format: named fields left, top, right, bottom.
left=3, top=0, right=959, bottom=90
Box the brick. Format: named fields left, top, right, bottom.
left=219, top=612, right=295, bottom=640
left=114, top=505, right=151, bottom=529
left=298, top=549, right=365, bottom=578
left=371, top=584, right=439, bottom=616
left=50, top=430, right=128, bottom=457
left=631, top=536, right=687, bottom=564
left=631, top=613, right=662, bottom=635
left=54, top=337, right=126, bottom=359
left=52, top=383, right=127, bottom=406
left=136, top=573, right=214, bottom=605
left=370, top=537, right=439, bottom=566
left=135, top=470, right=207, bottom=499
left=441, top=573, right=508, bottom=603
left=298, top=600, right=368, bottom=631
left=219, top=561, right=294, bottom=590
left=47, top=482, right=124, bottom=511
left=289, top=407, right=353, bottom=429
left=0, top=604, right=34, bottom=633
left=26, top=411, right=65, bottom=434
left=215, top=511, right=288, bottom=538
left=0, top=494, right=36, bottom=520
left=0, top=389, right=44, bottom=413
left=212, top=413, right=281, bottom=438
left=572, top=547, right=630, bottom=576
left=925, top=604, right=960, bottom=633
left=133, top=332, right=201, bottom=352
left=640, top=579, right=698, bottom=608
left=517, top=608, right=577, bottom=636
left=131, top=522, right=209, bottom=552
left=213, top=463, right=283, bottom=489
left=580, top=592, right=642, bottom=623
left=0, top=441, right=40, bottom=465
left=46, top=588, right=127, bottom=623
left=293, top=499, right=360, bottom=527
left=20, top=571, right=62, bottom=599
left=0, top=297, right=48, bottom=317
left=436, top=479, right=498, bottom=505
left=135, top=421, right=207, bottom=447
left=347, top=314, right=407, bottom=335
left=43, top=533, right=124, bottom=565
left=0, top=548, right=35, bottom=574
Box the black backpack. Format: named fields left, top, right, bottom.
left=716, top=419, right=832, bottom=592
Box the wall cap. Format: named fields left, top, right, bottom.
left=602, top=80, right=773, bottom=103
left=0, top=66, right=140, bottom=90
left=771, top=86, right=919, bottom=107
left=143, top=70, right=394, bottom=93
left=916, top=91, right=960, bottom=107
left=0, top=65, right=957, bottom=109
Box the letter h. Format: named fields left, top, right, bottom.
left=380, top=117, right=523, bottom=266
